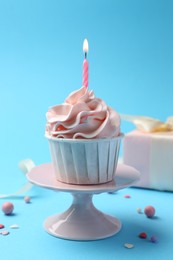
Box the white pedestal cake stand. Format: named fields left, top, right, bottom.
left=27, top=163, right=140, bottom=241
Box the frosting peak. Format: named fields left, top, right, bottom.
left=46, top=86, right=120, bottom=139
left=65, top=86, right=94, bottom=105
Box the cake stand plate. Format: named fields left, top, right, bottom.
left=27, top=163, right=140, bottom=241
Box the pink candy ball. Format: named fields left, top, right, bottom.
left=2, top=202, right=14, bottom=215
left=144, top=205, right=155, bottom=218
left=24, top=196, right=31, bottom=203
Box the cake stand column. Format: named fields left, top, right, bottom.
left=44, top=192, right=121, bottom=240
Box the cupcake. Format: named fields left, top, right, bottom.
left=45, top=86, right=123, bottom=185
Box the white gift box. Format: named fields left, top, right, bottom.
left=123, top=130, right=173, bottom=191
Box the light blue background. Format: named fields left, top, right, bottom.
left=0, top=1, right=173, bottom=259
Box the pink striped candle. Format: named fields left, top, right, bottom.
left=82, top=39, right=89, bottom=88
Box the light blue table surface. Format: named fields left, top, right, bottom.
left=0, top=178, right=173, bottom=260
left=0, top=0, right=173, bottom=259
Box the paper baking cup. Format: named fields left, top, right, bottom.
left=46, top=134, right=123, bottom=184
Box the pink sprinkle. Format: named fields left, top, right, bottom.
left=0, top=224, right=5, bottom=229
left=124, top=194, right=131, bottom=198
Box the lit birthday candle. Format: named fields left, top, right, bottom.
left=82, top=39, right=89, bottom=88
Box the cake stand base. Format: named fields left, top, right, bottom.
left=27, top=163, right=140, bottom=241
left=44, top=193, right=121, bottom=240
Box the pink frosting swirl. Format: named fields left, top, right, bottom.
left=45, top=86, right=120, bottom=139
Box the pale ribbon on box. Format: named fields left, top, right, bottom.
left=120, top=114, right=173, bottom=133
left=0, top=159, right=35, bottom=199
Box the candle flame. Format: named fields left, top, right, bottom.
left=83, top=39, right=89, bottom=53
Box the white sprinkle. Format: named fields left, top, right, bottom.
left=1, top=230, right=10, bottom=236
left=10, top=224, right=19, bottom=229
left=137, top=208, right=142, bottom=214
left=124, top=243, right=134, bottom=249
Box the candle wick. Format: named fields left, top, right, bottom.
left=85, top=52, right=87, bottom=59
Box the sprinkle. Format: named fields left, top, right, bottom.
left=0, top=224, right=5, bottom=229
left=10, top=224, right=19, bottom=229
left=137, top=208, right=142, bottom=214
left=139, top=232, right=147, bottom=239
left=124, top=243, right=134, bottom=249
left=124, top=194, right=131, bottom=198
left=150, top=235, right=157, bottom=243
left=1, top=230, right=10, bottom=236
left=24, top=196, right=31, bottom=203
